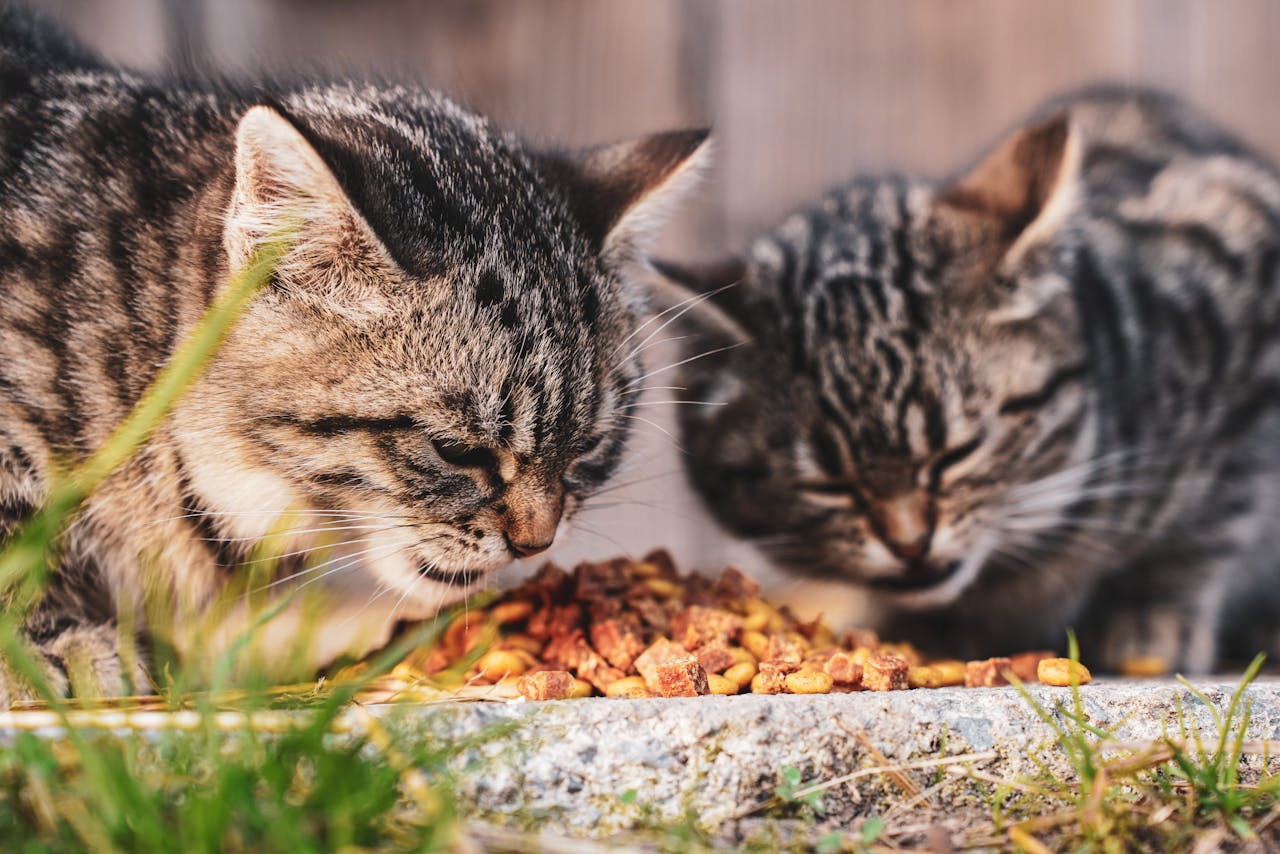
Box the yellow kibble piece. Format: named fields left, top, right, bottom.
left=930, top=660, right=967, bottom=686
left=390, top=661, right=420, bottom=681
left=569, top=678, right=595, bottom=698
left=507, top=648, right=540, bottom=668
left=475, top=650, right=526, bottom=681
left=907, top=665, right=947, bottom=689
left=643, top=577, right=682, bottom=599
left=500, top=633, right=543, bottom=654
left=490, top=600, right=535, bottom=624
left=749, top=672, right=782, bottom=694
left=742, top=598, right=775, bottom=632
left=707, top=673, right=739, bottom=695
left=1037, top=658, right=1092, bottom=687
left=742, top=630, right=770, bottom=660
left=723, top=661, right=757, bottom=688
left=630, top=561, right=663, bottom=579
left=727, top=646, right=757, bottom=666
left=785, top=670, right=834, bottom=694
left=604, top=675, right=650, bottom=698
left=809, top=624, right=838, bottom=649
left=1120, top=656, right=1169, bottom=678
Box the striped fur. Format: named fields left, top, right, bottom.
left=0, top=9, right=708, bottom=703
left=670, top=88, right=1280, bottom=671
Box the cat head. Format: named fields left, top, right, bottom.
left=662, top=113, right=1092, bottom=609
left=174, top=86, right=708, bottom=618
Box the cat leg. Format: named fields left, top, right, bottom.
left=0, top=640, right=69, bottom=710
left=0, top=621, right=150, bottom=709
left=1092, top=557, right=1232, bottom=675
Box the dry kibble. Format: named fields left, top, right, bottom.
left=863, top=652, right=910, bottom=691
left=516, top=670, right=575, bottom=701
left=741, top=630, right=771, bottom=660
left=965, top=657, right=1014, bottom=688
left=1121, top=656, right=1169, bottom=678
left=823, top=652, right=863, bottom=687
left=653, top=660, right=710, bottom=697
left=604, top=675, right=651, bottom=698
left=379, top=553, right=1092, bottom=705
left=629, top=560, right=663, bottom=580
left=750, top=669, right=786, bottom=694
left=643, top=577, right=682, bottom=599
left=706, top=673, right=740, bottom=695
left=723, top=660, right=757, bottom=688
left=1037, top=658, right=1092, bottom=687
left=907, top=665, right=948, bottom=689
left=785, top=670, right=834, bottom=694
left=1010, top=650, right=1057, bottom=682
left=475, top=649, right=526, bottom=681
left=499, top=633, right=543, bottom=655
left=930, top=660, right=967, bottom=686
left=489, top=599, right=535, bottom=625
left=589, top=615, right=646, bottom=671
left=694, top=644, right=736, bottom=675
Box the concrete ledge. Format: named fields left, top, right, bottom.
left=383, top=679, right=1280, bottom=834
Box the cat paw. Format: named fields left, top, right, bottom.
left=43, top=624, right=150, bottom=699
left=1096, top=605, right=1216, bottom=675
left=0, top=648, right=69, bottom=710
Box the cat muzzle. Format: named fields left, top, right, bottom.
left=867, top=558, right=962, bottom=594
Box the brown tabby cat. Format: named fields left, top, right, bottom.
left=661, top=88, right=1280, bottom=673
left=0, top=9, right=709, bottom=703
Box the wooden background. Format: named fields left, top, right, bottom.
left=32, top=0, right=1280, bottom=607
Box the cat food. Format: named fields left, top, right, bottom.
left=965, top=657, right=1015, bottom=687
left=1037, top=658, right=1093, bottom=686
left=362, top=551, right=1091, bottom=701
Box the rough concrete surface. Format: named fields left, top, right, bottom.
left=380, top=679, right=1280, bottom=837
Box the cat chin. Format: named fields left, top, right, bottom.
left=873, top=535, right=995, bottom=611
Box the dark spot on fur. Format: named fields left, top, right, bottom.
left=499, top=300, right=518, bottom=329
left=476, top=270, right=504, bottom=306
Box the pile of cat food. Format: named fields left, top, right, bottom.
left=357, top=551, right=1090, bottom=702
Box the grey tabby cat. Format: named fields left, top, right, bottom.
left=662, top=88, right=1280, bottom=672
left=0, top=9, right=709, bottom=704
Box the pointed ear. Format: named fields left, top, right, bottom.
left=224, top=104, right=352, bottom=269
left=540, top=129, right=712, bottom=259
left=936, top=112, right=1077, bottom=248
left=644, top=256, right=751, bottom=345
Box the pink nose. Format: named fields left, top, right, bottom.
left=507, top=537, right=553, bottom=559
left=883, top=533, right=931, bottom=562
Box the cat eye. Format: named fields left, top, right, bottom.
left=795, top=479, right=856, bottom=496
left=431, top=438, right=495, bottom=470
left=575, top=433, right=605, bottom=458
left=926, top=433, right=985, bottom=490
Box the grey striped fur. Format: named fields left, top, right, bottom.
left=668, top=88, right=1280, bottom=672
left=0, top=8, right=709, bottom=703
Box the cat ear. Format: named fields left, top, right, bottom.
left=540, top=129, right=712, bottom=259
left=645, top=256, right=751, bottom=345
left=936, top=112, right=1078, bottom=252
left=224, top=104, right=353, bottom=269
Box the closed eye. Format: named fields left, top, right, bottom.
left=431, top=438, right=495, bottom=470
left=795, top=478, right=860, bottom=510
left=795, top=479, right=855, bottom=496
left=927, top=433, right=984, bottom=490
left=297, top=414, right=417, bottom=436
left=575, top=433, right=605, bottom=458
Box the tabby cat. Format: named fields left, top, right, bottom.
left=662, top=88, right=1280, bottom=672
left=0, top=9, right=709, bottom=704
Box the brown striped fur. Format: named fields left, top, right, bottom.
left=0, top=9, right=709, bottom=704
